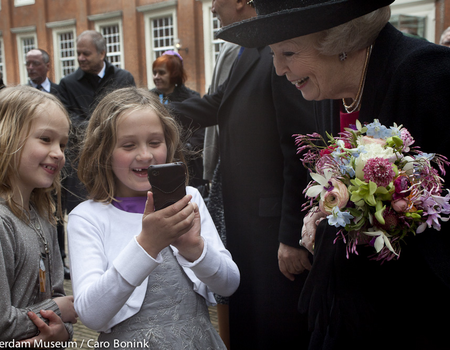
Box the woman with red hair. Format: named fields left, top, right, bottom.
left=150, top=51, right=207, bottom=193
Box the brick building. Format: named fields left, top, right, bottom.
left=0, top=0, right=449, bottom=94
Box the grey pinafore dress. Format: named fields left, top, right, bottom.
left=97, top=247, right=226, bottom=350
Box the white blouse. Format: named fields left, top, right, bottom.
left=67, top=187, right=240, bottom=333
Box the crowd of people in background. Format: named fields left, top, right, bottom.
left=1, top=0, right=450, bottom=348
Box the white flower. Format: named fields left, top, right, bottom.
left=364, top=228, right=398, bottom=255
left=306, top=169, right=333, bottom=200
left=354, top=143, right=396, bottom=180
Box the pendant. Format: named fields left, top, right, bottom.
left=39, top=255, right=46, bottom=293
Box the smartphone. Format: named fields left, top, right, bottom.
left=148, top=162, right=187, bottom=211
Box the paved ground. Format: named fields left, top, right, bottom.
left=63, top=279, right=219, bottom=346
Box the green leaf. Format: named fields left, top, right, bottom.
left=374, top=200, right=386, bottom=225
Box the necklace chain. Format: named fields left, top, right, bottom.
left=28, top=207, right=49, bottom=255
left=342, top=45, right=373, bottom=113
left=28, top=206, right=53, bottom=293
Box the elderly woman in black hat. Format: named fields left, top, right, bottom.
left=218, top=1, right=450, bottom=349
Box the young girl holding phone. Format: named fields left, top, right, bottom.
left=0, top=86, right=77, bottom=343
left=67, top=87, right=239, bottom=348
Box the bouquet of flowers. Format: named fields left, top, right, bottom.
left=295, top=119, right=450, bottom=261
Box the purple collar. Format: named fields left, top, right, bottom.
left=113, top=196, right=147, bottom=214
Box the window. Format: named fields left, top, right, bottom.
left=141, top=2, right=178, bottom=88
left=390, top=0, right=435, bottom=42
left=58, top=31, right=76, bottom=77
left=47, top=20, right=77, bottom=81
left=200, top=0, right=225, bottom=92
left=100, top=24, right=122, bottom=68
left=15, top=0, right=35, bottom=6
left=93, top=16, right=124, bottom=69
left=0, top=37, right=5, bottom=83
left=16, top=33, right=37, bottom=84
left=21, top=37, right=35, bottom=60
left=390, top=14, right=426, bottom=38
left=151, top=16, right=175, bottom=58
left=211, top=12, right=223, bottom=63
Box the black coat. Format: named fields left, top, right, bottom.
left=171, top=46, right=316, bottom=349
left=302, top=23, right=450, bottom=350
left=28, top=79, right=61, bottom=98
left=59, top=60, right=135, bottom=129
left=48, top=80, right=60, bottom=97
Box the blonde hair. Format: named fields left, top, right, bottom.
left=317, top=6, right=391, bottom=55
left=0, top=85, right=70, bottom=224
left=78, top=86, right=186, bottom=203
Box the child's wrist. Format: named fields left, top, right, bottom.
left=178, top=238, right=204, bottom=262
left=136, top=233, right=161, bottom=259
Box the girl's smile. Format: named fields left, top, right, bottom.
left=111, top=108, right=168, bottom=197
left=16, top=102, right=69, bottom=204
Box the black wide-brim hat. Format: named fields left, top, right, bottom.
left=216, top=0, right=395, bottom=48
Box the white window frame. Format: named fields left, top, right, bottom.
left=140, top=2, right=178, bottom=89
left=95, top=18, right=124, bottom=69
left=0, top=35, right=6, bottom=85
left=50, top=26, right=77, bottom=82
left=15, top=0, right=35, bottom=7
left=15, top=31, right=37, bottom=84
left=390, top=0, right=435, bottom=42
left=200, top=0, right=224, bottom=93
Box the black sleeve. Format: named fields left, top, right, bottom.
left=169, top=80, right=227, bottom=130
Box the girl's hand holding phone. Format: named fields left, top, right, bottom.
left=171, top=200, right=204, bottom=262
left=137, top=191, right=203, bottom=260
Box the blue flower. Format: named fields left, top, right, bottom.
left=348, top=145, right=366, bottom=158
left=388, top=126, right=402, bottom=138
left=416, top=152, right=435, bottom=161
left=327, top=206, right=354, bottom=228
left=339, top=159, right=356, bottom=177
left=366, top=119, right=390, bottom=139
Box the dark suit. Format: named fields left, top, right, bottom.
left=59, top=60, right=135, bottom=129
left=48, top=80, right=60, bottom=96
left=302, top=23, right=450, bottom=350
left=171, top=46, right=315, bottom=349
left=28, top=79, right=61, bottom=97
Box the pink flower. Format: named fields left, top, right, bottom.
left=363, top=157, right=395, bottom=188
left=319, top=179, right=349, bottom=215
left=400, top=128, right=414, bottom=152
left=392, top=199, right=408, bottom=213
left=358, top=136, right=386, bottom=147
left=393, top=175, right=411, bottom=200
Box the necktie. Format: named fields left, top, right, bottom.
left=36, top=84, right=43, bottom=91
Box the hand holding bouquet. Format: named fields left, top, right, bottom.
left=296, top=119, right=450, bottom=262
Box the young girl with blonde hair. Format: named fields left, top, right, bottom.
left=0, top=85, right=77, bottom=343
left=67, top=87, right=239, bottom=348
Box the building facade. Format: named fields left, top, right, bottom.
left=0, top=0, right=449, bottom=95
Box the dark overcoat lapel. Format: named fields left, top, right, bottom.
left=220, top=47, right=260, bottom=105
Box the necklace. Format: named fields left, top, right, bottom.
left=28, top=206, right=52, bottom=293
left=28, top=207, right=49, bottom=255
left=342, top=45, right=373, bottom=113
